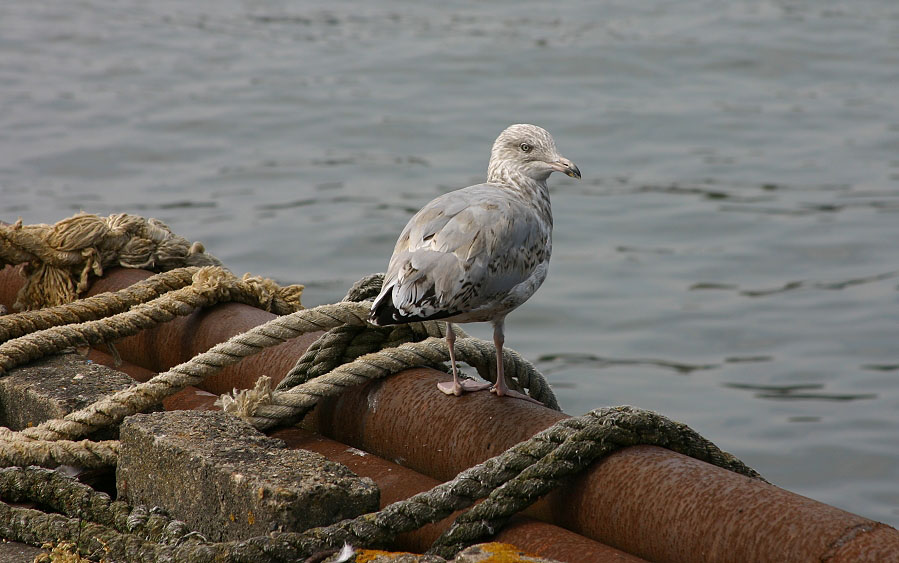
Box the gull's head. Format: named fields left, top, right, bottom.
left=488, top=123, right=581, bottom=184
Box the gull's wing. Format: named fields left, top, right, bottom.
left=370, top=183, right=550, bottom=324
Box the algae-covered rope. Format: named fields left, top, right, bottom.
left=318, top=406, right=762, bottom=558
left=0, top=407, right=764, bottom=562
left=0, top=467, right=205, bottom=547
left=275, top=322, right=449, bottom=391
left=276, top=272, right=451, bottom=392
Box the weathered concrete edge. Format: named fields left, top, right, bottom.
left=117, top=409, right=380, bottom=542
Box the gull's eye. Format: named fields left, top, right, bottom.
left=519, top=142, right=532, bottom=153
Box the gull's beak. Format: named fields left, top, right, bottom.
left=550, top=156, right=581, bottom=179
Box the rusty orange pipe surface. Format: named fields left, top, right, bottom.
left=0, top=265, right=25, bottom=312
left=3, top=266, right=899, bottom=561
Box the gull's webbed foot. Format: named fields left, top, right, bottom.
left=490, top=385, right=544, bottom=405
left=437, top=379, right=493, bottom=396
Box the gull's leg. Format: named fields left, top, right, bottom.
left=490, top=318, right=543, bottom=405
left=438, top=322, right=491, bottom=396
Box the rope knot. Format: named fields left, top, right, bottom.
left=215, top=375, right=274, bottom=419
left=190, top=266, right=239, bottom=302
left=241, top=273, right=304, bottom=313
left=1, top=212, right=222, bottom=311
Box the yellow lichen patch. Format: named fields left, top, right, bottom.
left=467, top=542, right=544, bottom=562
left=34, top=541, right=93, bottom=563
left=354, top=549, right=415, bottom=562
left=247, top=510, right=255, bottom=525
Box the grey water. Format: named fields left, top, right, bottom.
left=2, top=0, right=898, bottom=528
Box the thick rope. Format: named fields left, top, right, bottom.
left=0, top=213, right=223, bottom=311
left=0, top=266, right=303, bottom=375
left=278, top=273, right=456, bottom=393
left=274, top=272, right=438, bottom=392
left=0, top=467, right=206, bottom=547
left=0, top=407, right=763, bottom=562
left=0, top=267, right=197, bottom=343
left=0, top=266, right=302, bottom=347
left=275, top=322, right=449, bottom=391
left=0, top=429, right=118, bottom=469
left=250, top=334, right=559, bottom=431
left=342, top=273, right=385, bottom=303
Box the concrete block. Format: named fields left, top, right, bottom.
left=0, top=352, right=142, bottom=438
left=0, top=540, right=44, bottom=563
left=117, top=410, right=379, bottom=541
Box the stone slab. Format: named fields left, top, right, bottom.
left=0, top=352, right=144, bottom=439
left=0, top=540, right=43, bottom=563
left=117, top=410, right=379, bottom=541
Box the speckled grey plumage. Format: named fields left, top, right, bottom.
left=370, top=124, right=580, bottom=399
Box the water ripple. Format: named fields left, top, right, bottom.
left=724, top=383, right=876, bottom=402
left=537, top=352, right=717, bottom=374
left=690, top=270, right=899, bottom=297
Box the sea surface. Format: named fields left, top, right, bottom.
left=2, top=0, right=898, bottom=528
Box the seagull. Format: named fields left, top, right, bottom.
left=369, top=124, right=580, bottom=402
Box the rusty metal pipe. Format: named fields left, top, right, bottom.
left=3, top=266, right=898, bottom=561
